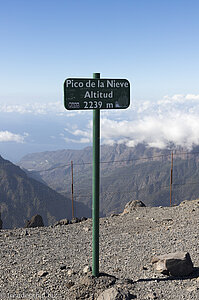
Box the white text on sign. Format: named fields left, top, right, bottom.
left=65, top=79, right=129, bottom=89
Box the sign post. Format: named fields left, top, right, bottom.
left=92, top=72, right=100, bottom=277
left=64, top=74, right=130, bottom=277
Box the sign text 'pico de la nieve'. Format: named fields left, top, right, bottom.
left=64, top=78, right=130, bottom=110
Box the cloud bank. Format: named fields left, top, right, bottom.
left=101, top=94, right=199, bottom=149
left=0, top=102, right=66, bottom=115
left=62, top=94, right=199, bottom=150
left=101, top=113, right=199, bottom=149
left=0, top=131, right=28, bottom=143
left=1, top=94, right=199, bottom=150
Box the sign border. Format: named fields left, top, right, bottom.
left=64, top=78, right=130, bottom=110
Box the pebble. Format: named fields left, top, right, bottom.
left=60, top=265, right=67, bottom=270
left=37, top=270, right=48, bottom=277
left=83, top=265, right=92, bottom=274
left=67, top=269, right=74, bottom=276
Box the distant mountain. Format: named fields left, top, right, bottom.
left=18, top=143, right=171, bottom=191
left=18, top=143, right=199, bottom=216
left=0, top=155, right=91, bottom=229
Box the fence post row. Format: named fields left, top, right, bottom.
left=170, top=151, right=173, bottom=207
left=71, top=160, right=74, bottom=219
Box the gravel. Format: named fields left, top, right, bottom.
left=0, top=199, right=199, bottom=299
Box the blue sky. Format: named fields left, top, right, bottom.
left=1, top=0, right=199, bottom=162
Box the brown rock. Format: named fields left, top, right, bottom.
left=122, top=200, right=146, bottom=215
left=54, top=218, right=70, bottom=226
left=70, top=217, right=80, bottom=224
left=25, top=214, right=44, bottom=228
left=152, top=252, right=194, bottom=277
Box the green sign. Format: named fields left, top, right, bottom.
left=64, top=78, right=130, bottom=110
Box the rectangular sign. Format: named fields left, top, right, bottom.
left=64, top=78, right=130, bottom=110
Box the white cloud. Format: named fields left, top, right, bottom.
left=186, top=94, right=199, bottom=100
left=0, top=102, right=66, bottom=115
left=98, top=94, right=199, bottom=149
left=73, top=129, right=91, bottom=138
left=63, top=127, right=92, bottom=144
left=0, top=101, right=91, bottom=116
left=60, top=93, right=199, bottom=150
left=64, top=136, right=90, bottom=144
left=3, top=94, right=199, bottom=150
left=158, top=94, right=199, bottom=105
left=0, top=131, right=28, bottom=143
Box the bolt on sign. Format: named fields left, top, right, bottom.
left=64, top=78, right=130, bottom=110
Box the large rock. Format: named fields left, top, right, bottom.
left=122, top=200, right=146, bottom=215
left=25, top=214, right=44, bottom=228
left=97, top=287, right=130, bottom=300
left=152, top=252, right=194, bottom=277
left=70, top=217, right=80, bottom=224
left=54, top=218, right=70, bottom=226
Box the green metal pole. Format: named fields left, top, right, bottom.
left=92, top=72, right=100, bottom=277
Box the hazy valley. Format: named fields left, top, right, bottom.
left=18, top=143, right=199, bottom=217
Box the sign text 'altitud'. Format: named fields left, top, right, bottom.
left=64, top=78, right=130, bottom=110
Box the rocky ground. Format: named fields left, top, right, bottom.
left=0, top=199, right=199, bottom=299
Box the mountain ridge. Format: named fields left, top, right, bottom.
left=0, top=155, right=91, bottom=228
left=18, top=143, right=199, bottom=217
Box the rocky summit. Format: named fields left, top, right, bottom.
left=0, top=199, right=199, bottom=299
